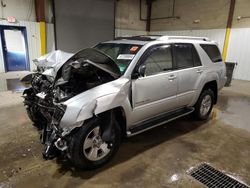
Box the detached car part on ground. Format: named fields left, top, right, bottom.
left=23, top=36, right=227, bottom=169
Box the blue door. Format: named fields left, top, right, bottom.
left=0, top=26, right=29, bottom=71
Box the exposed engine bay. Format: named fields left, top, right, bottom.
left=54, top=60, right=115, bottom=102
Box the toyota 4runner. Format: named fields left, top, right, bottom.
left=23, top=35, right=227, bottom=169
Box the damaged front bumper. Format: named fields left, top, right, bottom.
left=41, top=102, right=85, bottom=159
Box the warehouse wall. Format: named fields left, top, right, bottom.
left=226, top=0, right=250, bottom=81
left=54, top=0, right=115, bottom=52
left=0, top=0, right=36, bottom=22
left=150, top=0, right=250, bottom=81
left=116, top=0, right=250, bottom=81
left=46, top=23, right=55, bottom=53
left=232, top=0, right=250, bottom=28
left=115, top=0, right=145, bottom=31
left=150, top=0, right=230, bottom=31
left=151, top=29, right=226, bottom=51
left=115, top=0, right=146, bottom=37
left=150, top=0, right=250, bottom=30
left=226, top=28, right=250, bottom=81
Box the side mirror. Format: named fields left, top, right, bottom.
left=138, top=65, right=146, bottom=76
left=131, top=65, right=146, bottom=79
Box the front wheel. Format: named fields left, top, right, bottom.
left=68, top=118, right=121, bottom=169
left=193, top=89, right=214, bottom=120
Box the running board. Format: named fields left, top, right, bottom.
left=127, top=107, right=194, bottom=137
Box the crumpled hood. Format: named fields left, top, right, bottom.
left=58, top=48, right=121, bottom=79
left=33, top=50, right=73, bottom=76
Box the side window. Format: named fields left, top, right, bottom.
left=175, top=44, right=201, bottom=69
left=143, top=45, right=173, bottom=76
left=200, top=44, right=222, bottom=63
left=175, top=44, right=193, bottom=69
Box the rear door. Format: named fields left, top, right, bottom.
left=173, top=43, right=204, bottom=107
left=131, top=44, right=178, bottom=124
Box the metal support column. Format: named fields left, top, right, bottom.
left=222, top=0, right=235, bottom=61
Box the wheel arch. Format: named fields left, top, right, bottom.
left=201, top=80, right=218, bottom=104
left=97, top=107, right=127, bottom=138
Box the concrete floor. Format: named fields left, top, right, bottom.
left=0, top=79, right=250, bottom=188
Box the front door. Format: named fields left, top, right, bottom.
left=0, top=26, right=29, bottom=71
left=131, top=44, right=178, bottom=124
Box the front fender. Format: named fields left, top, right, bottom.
left=59, top=78, right=130, bottom=135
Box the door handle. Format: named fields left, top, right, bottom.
left=197, top=69, right=203, bottom=74
left=168, top=75, right=177, bottom=80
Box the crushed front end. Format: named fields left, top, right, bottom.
left=24, top=48, right=121, bottom=160
left=40, top=102, right=68, bottom=159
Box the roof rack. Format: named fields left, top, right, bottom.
left=114, top=35, right=210, bottom=42
left=158, top=36, right=210, bottom=41
left=115, top=35, right=161, bottom=41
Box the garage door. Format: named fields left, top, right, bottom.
left=54, top=0, right=115, bottom=52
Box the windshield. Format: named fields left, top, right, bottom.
left=94, top=43, right=142, bottom=74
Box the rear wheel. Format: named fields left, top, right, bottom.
left=69, top=118, right=121, bottom=169
left=193, top=89, right=214, bottom=120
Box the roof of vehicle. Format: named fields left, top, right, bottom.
left=103, top=35, right=218, bottom=45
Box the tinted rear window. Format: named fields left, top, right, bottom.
left=200, top=44, right=222, bottom=63
left=175, top=44, right=202, bottom=69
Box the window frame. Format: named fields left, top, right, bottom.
left=200, top=44, right=222, bottom=63
left=133, top=43, right=175, bottom=77
left=173, top=43, right=202, bottom=70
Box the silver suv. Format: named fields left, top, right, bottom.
left=23, top=35, right=226, bottom=169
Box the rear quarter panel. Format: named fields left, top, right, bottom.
left=188, top=43, right=223, bottom=106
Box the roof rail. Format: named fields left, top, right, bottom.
left=158, top=36, right=210, bottom=41
left=115, top=35, right=161, bottom=41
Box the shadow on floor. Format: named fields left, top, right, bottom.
left=53, top=116, right=206, bottom=179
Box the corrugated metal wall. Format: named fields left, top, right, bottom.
left=151, top=29, right=226, bottom=51
left=226, top=28, right=250, bottom=81
left=0, top=20, right=41, bottom=72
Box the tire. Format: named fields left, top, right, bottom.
left=193, top=89, right=214, bottom=120
left=68, top=118, right=121, bottom=170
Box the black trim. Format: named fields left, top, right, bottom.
left=113, top=0, right=116, bottom=39
left=52, top=0, right=57, bottom=50
left=191, top=45, right=202, bottom=66
left=129, top=107, right=194, bottom=134
left=115, top=35, right=158, bottom=41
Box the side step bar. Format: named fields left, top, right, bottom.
left=127, top=107, right=194, bottom=137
